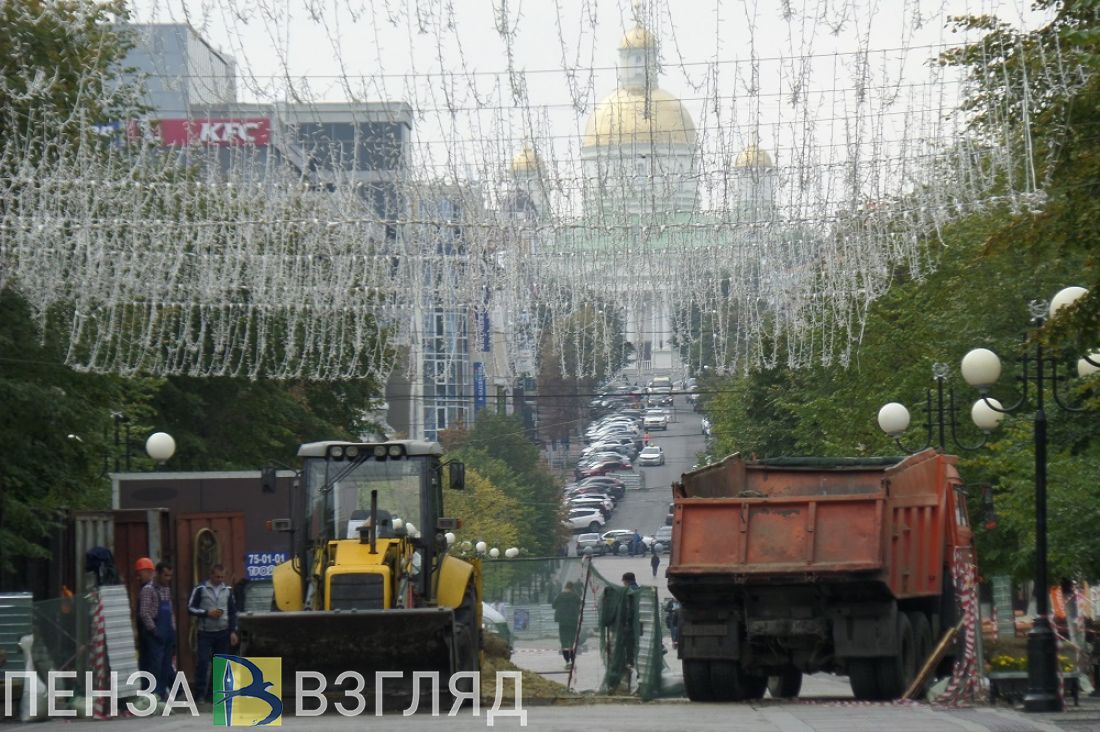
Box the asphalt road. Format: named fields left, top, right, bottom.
left=24, top=699, right=1081, bottom=731
left=599, top=395, right=704, bottom=541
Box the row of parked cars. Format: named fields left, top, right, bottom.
left=562, top=379, right=675, bottom=542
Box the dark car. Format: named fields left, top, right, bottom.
left=577, top=460, right=631, bottom=478
left=577, top=477, right=625, bottom=499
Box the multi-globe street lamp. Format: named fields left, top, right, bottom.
left=877, top=362, right=997, bottom=454
left=957, top=286, right=1095, bottom=712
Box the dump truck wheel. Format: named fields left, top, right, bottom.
left=708, top=660, right=744, bottom=701
left=907, top=611, right=933, bottom=696
left=848, top=659, right=879, bottom=700
left=741, top=671, right=767, bottom=700
left=683, top=659, right=715, bottom=701
left=767, top=668, right=803, bottom=698
left=876, top=611, right=915, bottom=699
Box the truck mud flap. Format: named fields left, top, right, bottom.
left=239, top=608, right=457, bottom=705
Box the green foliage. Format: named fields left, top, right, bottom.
left=445, top=413, right=564, bottom=556
left=704, top=203, right=1099, bottom=578
left=0, top=1, right=392, bottom=581
left=0, top=0, right=139, bottom=157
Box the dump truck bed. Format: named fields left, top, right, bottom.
left=668, top=451, right=961, bottom=599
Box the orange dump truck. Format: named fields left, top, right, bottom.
left=667, top=449, right=972, bottom=702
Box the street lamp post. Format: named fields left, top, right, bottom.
left=959, top=287, right=1094, bottom=713
left=877, top=362, right=996, bottom=453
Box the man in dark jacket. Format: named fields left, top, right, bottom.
left=552, top=582, right=582, bottom=668
left=187, top=564, right=238, bottom=702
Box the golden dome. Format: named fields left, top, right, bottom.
left=582, top=87, right=696, bottom=148
left=734, top=144, right=773, bottom=169
left=511, top=145, right=542, bottom=174
left=620, top=24, right=657, bottom=50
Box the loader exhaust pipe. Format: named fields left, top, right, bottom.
left=370, top=489, right=378, bottom=554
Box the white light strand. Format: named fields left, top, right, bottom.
left=0, top=0, right=1068, bottom=380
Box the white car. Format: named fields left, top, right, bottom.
left=643, top=411, right=669, bottom=431
left=562, top=507, right=605, bottom=533
left=638, top=445, right=665, bottom=466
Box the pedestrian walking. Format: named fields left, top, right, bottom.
left=137, top=561, right=176, bottom=700
left=187, top=564, right=239, bottom=702
left=552, top=582, right=582, bottom=668
left=650, top=550, right=660, bottom=577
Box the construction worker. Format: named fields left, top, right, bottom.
left=133, top=557, right=156, bottom=680
left=137, top=561, right=176, bottom=700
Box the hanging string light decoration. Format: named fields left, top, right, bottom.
left=0, top=0, right=1067, bottom=381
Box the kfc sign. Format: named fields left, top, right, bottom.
left=148, top=118, right=270, bottom=146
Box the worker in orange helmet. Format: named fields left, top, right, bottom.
left=132, top=558, right=158, bottom=687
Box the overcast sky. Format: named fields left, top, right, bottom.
left=125, top=1, right=1047, bottom=188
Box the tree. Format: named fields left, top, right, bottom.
left=703, top=197, right=1098, bottom=578
left=536, top=303, right=630, bottom=440
left=446, top=413, right=565, bottom=556
left=938, top=2, right=1100, bottom=358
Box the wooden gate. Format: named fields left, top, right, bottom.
left=173, top=513, right=246, bottom=681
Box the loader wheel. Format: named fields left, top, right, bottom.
left=847, top=658, right=879, bottom=700
left=907, top=611, right=933, bottom=697
left=876, top=611, right=915, bottom=699
left=452, top=581, right=480, bottom=698
left=767, top=667, right=803, bottom=699
left=683, top=659, right=715, bottom=701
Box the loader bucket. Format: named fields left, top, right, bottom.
left=238, top=608, right=459, bottom=708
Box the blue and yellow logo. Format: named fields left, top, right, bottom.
left=212, top=655, right=283, bottom=727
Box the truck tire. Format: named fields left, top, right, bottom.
left=876, top=611, right=915, bottom=699
left=708, top=660, right=740, bottom=701
left=907, top=611, right=933, bottom=696
left=741, top=671, right=768, bottom=700
left=451, top=581, right=481, bottom=699
left=847, top=658, right=879, bottom=700
left=683, top=659, right=715, bottom=701
left=767, top=668, right=803, bottom=699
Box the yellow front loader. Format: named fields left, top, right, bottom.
left=238, top=440, right=480, bottom=703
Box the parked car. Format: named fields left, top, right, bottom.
left=577, top=459, right=632, bottom=478
left=577, top=476, right=626, bottom=499
left=574, top=532, right=608, bottom=556
left=568, top=497, right=613, bottom=519
left=482, top=602, right=513, bottom=651
left=638, top=445, right=665, bottom=466
left=563, top=507, right=605, bottom=533
left=601, top=529, right=654, bottom=554
left=654, top=525, right=673, bottom=552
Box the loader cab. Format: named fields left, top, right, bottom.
left=296, top=440, right=459, bottom=609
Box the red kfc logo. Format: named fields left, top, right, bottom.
left=151, top=118, right=270, bottom=146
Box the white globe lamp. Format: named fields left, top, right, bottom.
left=961, top=348, right=1002, bottom=389
left=877, top=403, right=911, bottom=437
left=971, top=398, right=1005, bottom=432
left=1049, top=286, right=1088, bottom=319
left=145, top=432, right=176, bottom=462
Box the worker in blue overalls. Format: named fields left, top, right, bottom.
left=137, top=561, right=177, bottom=700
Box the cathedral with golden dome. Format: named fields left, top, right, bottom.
left=503, top=10, right=782, bottom=371
left=580, top=22, right=699, bottom=218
